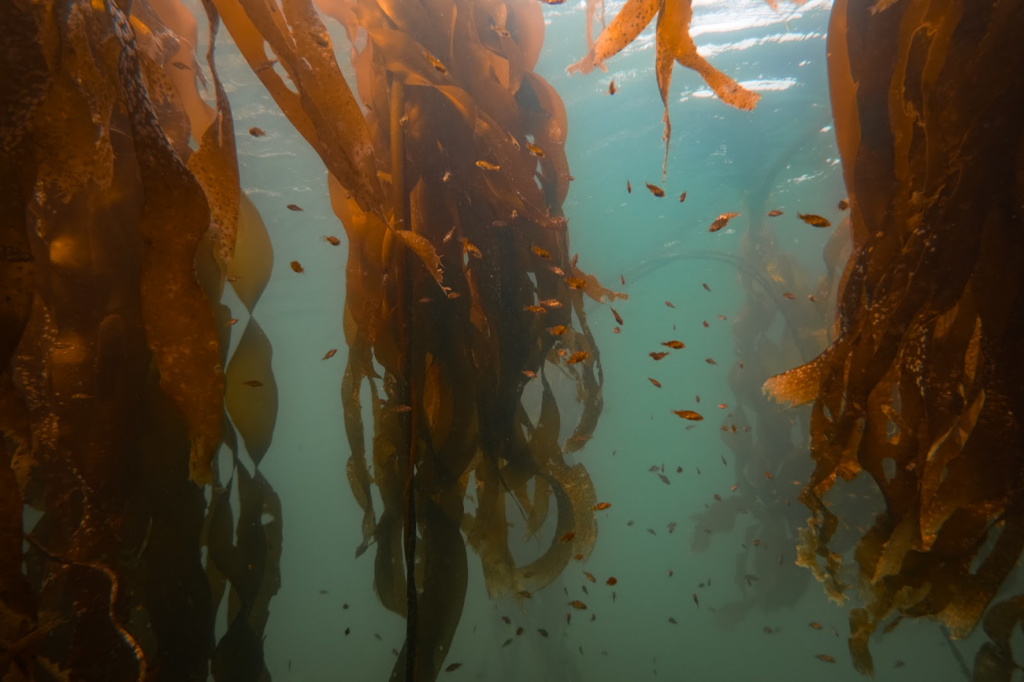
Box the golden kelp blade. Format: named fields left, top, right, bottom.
left=567, top=0, right=660, bottom=75
left=114, top=6, right=225, bottom=485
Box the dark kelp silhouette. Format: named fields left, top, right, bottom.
left=762, top=1, right=1024, bottom=677
left=1, top=0, right=279, bottom=678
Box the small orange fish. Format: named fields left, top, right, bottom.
left=593, top=502, right=611, bottom=511
left=705, top=358, right=717, bottom=365
left=612, top=327, right=621, bottom=334
left=662, top=340, right=685, bottom=349
left=713, top=493, right=722, bottom=502
left=606, top=577, right=617, bottom=586
left=425, top=53, right=448, bottom=73
left=557, top=349, right=567, bottom=357
left=540, top=298, right=562, bottom=308
left=560, top=531, right=576, bottom=543
left=717, top=403, right=727, bottom=409
left=645, top=183, right=665, bottom=198
left=475, top=160, right=500, bottom=171
left=532, top=246, right=552, bottom=259
left=665, top=301, right=675, bottom=309
left=248, top=127, right=266, bottom=137
left=568, top=600, right=588, bottom=610
left=290, top=261, right=304, bottom=273
left=717, top=315, right=726, bottom=320
left=809, top=622, right=823, bottom=630
left=767, top=209, right=783, bottom=217
left=808, top=294, right=817, bottom=302
left=650, top=351, right=669, bottom=361
left=566, top=277, right=587, bottom=290
left=547, top=325, right=568, bottom=335
left=702, top=320, right=709, bottom=328
left=550, top=266, right=565, bottom=276
left=626, top=180, right=632, bottom=193
left=764, top=472, right=774, bottom=480
left=678, top=192, right=687, bottom=203
left=287, top=204, right=303, bottom=212
left=461, top=239, right=482, bottom=258
left=708, top=212, right=740, bottom=232
left=322, top=349, right=337, bottom=360
left=673, top=410, right=703, bottom=421
left=443, top=226, right=457, bottom=243
left=228, top=318, right=239, bottom=326
left=702, top=283, right=711, bottom=292
left=782, top=292, right=796, bottom=300
left=526, top=143, right=545, bottom=158
left=524, top=305, right=546, bottom=313
left=445, top=663, right=462, bottom=672
left=611, top=308, right=624, bottom=325
left=323, top=235, right=341, bottom=246
left=838, top=199, right=849, bottom=211
left=798, top=213, right=831, bottom=228
left=522, top=370, right=537, bottom=379
left=567, top=351, right=589, bottom=365
left=753, top=539, right=761, bottom=547
left=648, top=377, right=662, bottom=388
left=815, top=654, right=836, bottom=664
left=584, top=572, right=596, bottom=583
left=608, top=80, right=617, bottom=95
left=518, top=591, right=532, bottom=599
left=574, top=554, right=584, bottom=561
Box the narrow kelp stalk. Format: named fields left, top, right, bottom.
left=763, top=0, right=1024, bottom=676
left=1, top=0, right=281, bottom=678
left=386, top=77, right=420, bottom=681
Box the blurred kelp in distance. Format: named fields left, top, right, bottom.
left=762, top=0, right=1024, bottom=677
left=0, top=0, right=280, bottom=679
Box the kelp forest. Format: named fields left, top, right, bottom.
left=1, top=0, right=1022, bottom=680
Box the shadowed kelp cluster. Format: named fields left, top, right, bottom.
left=762, top=0, right=1024, bottom=677
left=1, top=0, right=280, bottom=678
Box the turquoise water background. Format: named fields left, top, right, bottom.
left=199, top=0, right=1000, bottom=679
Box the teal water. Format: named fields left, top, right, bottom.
left=202, top=0, right=992, bottom=679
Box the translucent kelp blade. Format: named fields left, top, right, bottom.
left=224, top=319, right=278, bottom=467
left=186, top=0, right=240, bottom=265
left=659, top=0, right=759, bottom=111
left=229, top=195, right=275, bottom=313
left=567, top=0, right=660, bottom=75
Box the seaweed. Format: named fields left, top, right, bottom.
left=0, top=0, right=279, bottom=679
left=763, top=0, right=1024, bottom=675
